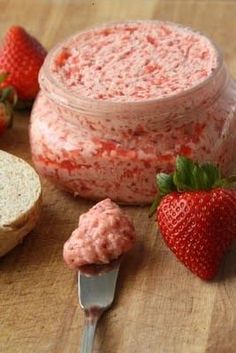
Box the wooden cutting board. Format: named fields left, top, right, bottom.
left=1, top=1, right=236, bottom=352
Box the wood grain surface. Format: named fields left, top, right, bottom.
left=1, top=1, right=236, bottom=352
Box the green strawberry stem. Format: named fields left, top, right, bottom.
left=0, top=86, right=17, bottom=105
left=0, top=72, right=9, bottom=84
left=0, top=72, right=17, bottom=128
left=149, top=155, right=236, bottom=217
left=149, top=194, right=161, bottom=217
left=0, top=72, right=17, bottom=105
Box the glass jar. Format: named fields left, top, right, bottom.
left=30, top=21, right=236, bottom=205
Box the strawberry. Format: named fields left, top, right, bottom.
left=0, top=72, right=17, bottom=135
left=0, top=26, right=47, bottom=103
left=151, top=156, right=236, bottom=280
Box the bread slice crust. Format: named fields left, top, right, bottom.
left=0, top=150, right=42, bottom=256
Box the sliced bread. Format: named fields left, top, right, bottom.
left=0, top=150, right=42, bottom=256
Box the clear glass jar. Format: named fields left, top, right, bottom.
left=30, top=22, right=236, bottom=205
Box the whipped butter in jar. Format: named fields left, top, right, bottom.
left=30, top=21, right=236, bottom=204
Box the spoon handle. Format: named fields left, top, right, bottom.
left=81, top=313, right=100, bottom=353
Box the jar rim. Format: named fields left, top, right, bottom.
left=40, top=19, right=224, bottom=113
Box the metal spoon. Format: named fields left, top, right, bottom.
left=78, top=258, right=121, bottom=353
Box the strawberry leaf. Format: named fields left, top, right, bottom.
left=173, top=156, right=195, bottom=191
left=156, top=173, right=175, bottom=196
left=1, top=101, right=13, bottom=128
left=192, top=164, right=209, bottom=189
left=0, top=87, right=12, bottom=102
left=201, top=163, right=220, bottom=188
left=151, top=155, right=236, bottom=216
left=0, top=72, right=9, bottom=84
left=213, top=178, right=229, bottom=188
left=150, top=173, right=176, bottom=215
left=0, top=86, right=17, bottom=111
left=149, top=194, right=161, bottom=217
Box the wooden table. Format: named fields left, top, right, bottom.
left=1, top=1, right=236, bottom=352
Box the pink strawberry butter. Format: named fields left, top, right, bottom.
left=30, top=21, right=236, bottom=204
left=63, top=198, right=136, bottom=268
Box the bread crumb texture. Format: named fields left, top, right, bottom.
left=0, top=150, right=41, bottom=228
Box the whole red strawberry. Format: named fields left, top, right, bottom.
left=0, top=72, right=17, bottom=135
left=152, top=156, right=236, bottom=280
left=0, top=26, right=47, bottom=103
